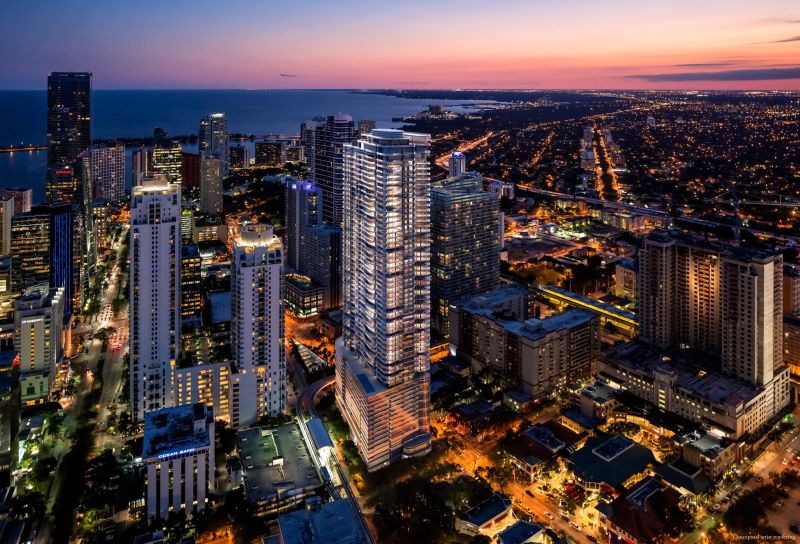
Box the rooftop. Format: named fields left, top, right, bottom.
left=596, top=476, right=682, bottom=543
left=143, top=403, right=211, bottom=459
left=460, top=493, right=512, bottom=528
left=678, top=429, right=731, bottom=459
left=567, top=433, right=655, bottom=490
left=579, top=380, right=619, bottom=404
left=505, top=310, right=597, bottom=343
left=208, top=290, right=231, bottom=324
left=603, top=340, right=763, bottom=409
left=498, top=521, right=544, bottom=544
left=278, top=499, right=367, bottom=544
left=238, top=423, right=322, bottom=505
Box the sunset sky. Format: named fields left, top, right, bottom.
left=1, top=0, right=798, bottom=90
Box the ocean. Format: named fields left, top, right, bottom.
left=0, top=89, right=484, bottom=202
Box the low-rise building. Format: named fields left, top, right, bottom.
left=566, top=433, right=655, bottom=491
left=596, top=477, right=684, bottom=544
left=455, top=493, right=513, bottom=537
left=143, top=403, right=215, bottom=520
left=497, top=521, right=545, bottom=544
left=507, top=420, right=585, bottom=482
left=237, top=423, right=322, bottom=515
left=277, top=499, right=367, bottom=544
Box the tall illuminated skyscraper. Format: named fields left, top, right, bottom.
left=314, top=114, right=356, bottom=227
left=639, top=230, right=784, bottom=386
left=199, top=155, right=223, bottom=215
left=129, top=175, right=181, bottom=421
left=15, top=203, right=75, bottom=317
left=47, top=72, right=91, bottom=169
left=91, top=143, right=126, bottom=202
left=152, top=143, right=183, bottom=184
left=285, top=179, right=321, bottom=270
left=231, top=222, right=285, bottom=426
left=431, top=173, right=500, bottom=337
left=199, top=113, right=229, bottom=176
left=45, top=163, right=77, bottom=202
left=336, top=129, right=432, bottom=471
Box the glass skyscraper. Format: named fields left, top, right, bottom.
left=47, top=72, right=92, bottom=169
left=313, top=114, right=356, bottom=227
left=431, top=173, right=500, bottom=337
left=199, top=113, right=229, bottom=176
left=335, top=129, right=432, bottom=471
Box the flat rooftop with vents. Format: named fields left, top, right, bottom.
left=238, top=422, right=322, bottom=514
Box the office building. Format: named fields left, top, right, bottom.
left=0, top=188, right=32, bottom=213
left=132, top=146, right=153, bottom=184
left=143, top=403, right=215, bottom=520
left=313, top=114, right=356, bottom=227
left=14, top=285, right=65, bottom=405
left=229, top=145, right=249, bottom=169
left=284, top=273, right=324, bottom=318
left=47, top=72, right=91, bottom=169
left=0, top=257, right=13, bottom=322
left=152, top=144, right=183, bottom=184
left=199, top=113, right=229, bottom=175
left=129, top=175, right=181, bottom=421
left=299, top=224, right=342, bottom=311
left=285, top=179, right=321, bottom=270
left=785, top=264, right=800, bottom=317
left=181, top=152, right=200, bottom=189
left=450, top=286, right=599, bottom=397
left=448, top=151, right=467, bottom=177
left=431, top=173, right=500, bottom=337
left=92, top=199, right=112, bottom=254
left=255, top=141, right=283, bottom=167
left=90, top=143, right=126, bottom=202
left=200, top=155, right=223, bottom=215
left=336, top=129, right=432, bottom=471
left=0, top=196, right=13, bottom=255
left=231, top=222, right=285, bottom=426
left=10, top=213, right=51, bottom=296
left=45, top=163, right=77, bottom=202
left=12, top=203, right=76, bottom=317
left=638, top=230, right=783, bottom=386
left=300, top=118, right=325, bottom=178
left=181, top=244, right=203, bottom=327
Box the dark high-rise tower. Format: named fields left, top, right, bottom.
left=313, top=114, right=356, bottom=227
left=11, top=203, right=75, bottom=318
left=47, top=72, right=92, bottom=169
